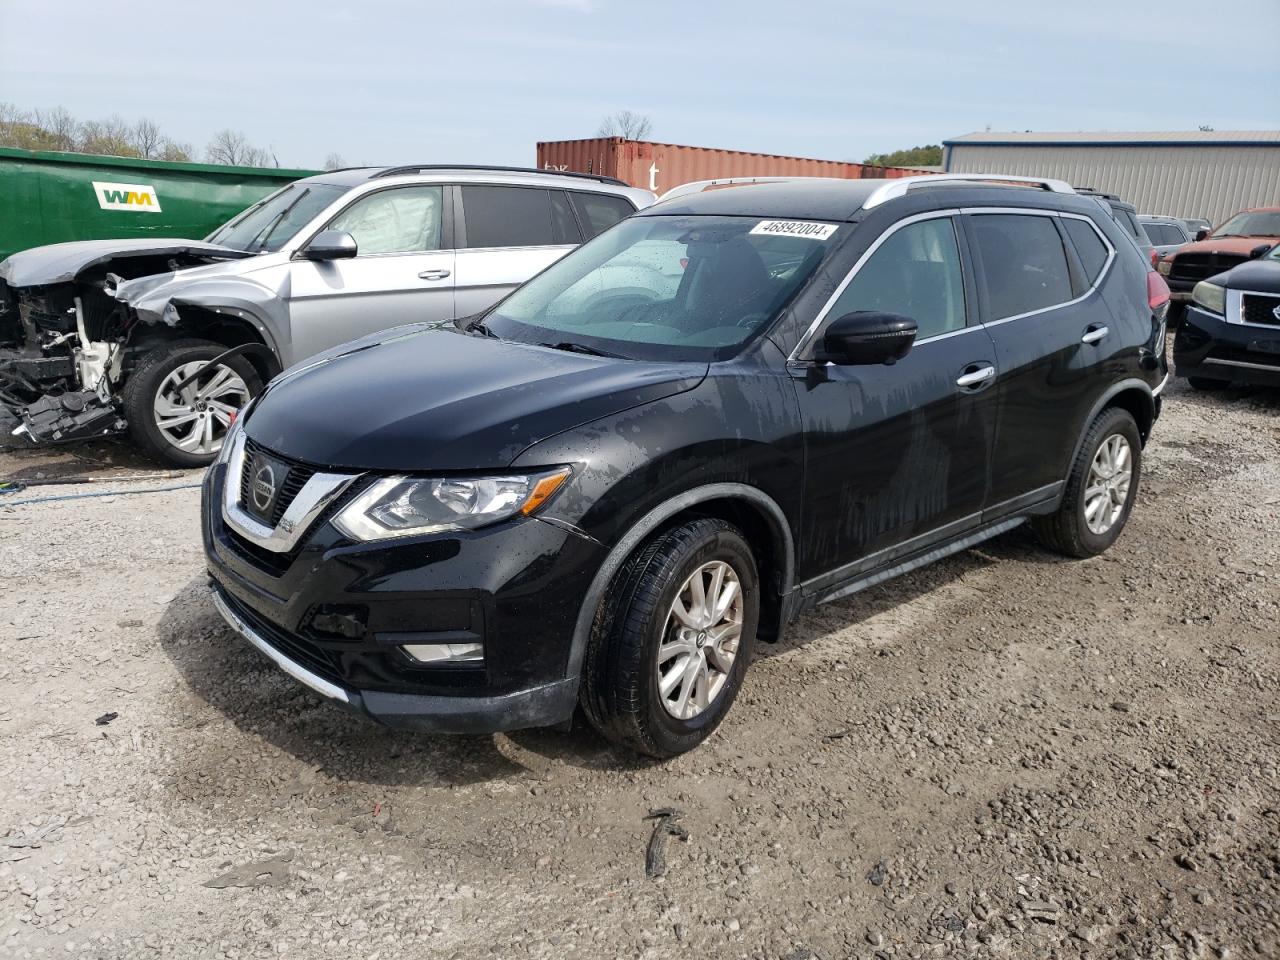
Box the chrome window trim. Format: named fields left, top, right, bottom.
left=1228, top=288, right=1280, bottom=328
left=221, top=430, right=360, bottom=554
left=790, top=206, right=1114, bottom=361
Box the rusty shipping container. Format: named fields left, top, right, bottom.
left=536, top=138, right=932, bottom=195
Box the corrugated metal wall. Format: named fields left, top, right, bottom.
left=537, top=138, right=929, bottom=195
left=945, top=144, right=1280, bottom=226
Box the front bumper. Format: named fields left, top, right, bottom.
left=1173, top=304, right=1280, bottom=388
left=202, top=461, right=605, bottom=733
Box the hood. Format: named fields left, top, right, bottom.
left=0, top=238, right=251, bottom=287
left=1172, top=235, right=1280, bottom=259
left=1220, top=257, right=1280, bottom=293
left=114, top=251, right=284, bottom=308
left=244, top=327, right=707, bottom=471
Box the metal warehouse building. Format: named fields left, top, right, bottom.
left=943, top=131, right=1280, bottom=226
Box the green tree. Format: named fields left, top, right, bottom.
left=863, top=144, right=943, bottom=168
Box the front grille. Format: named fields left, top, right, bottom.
left=1169, top=252, right=1247, bottom=284
left=223, top=589, right=346, bottom=690
left=239, top=436, right=317, bottom=525
left=1242, top=293, right=1280, bottom=327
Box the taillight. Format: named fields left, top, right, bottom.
left=1150, top=248, right=1159, bottom=268
left=1147, top=271, right=1171, bottom=318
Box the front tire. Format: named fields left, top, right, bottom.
left=1033, top=407, right=1142, bottom=559
left=122, top=339, right=261, bottom=468
left=581, top=518, right=759, bottom=758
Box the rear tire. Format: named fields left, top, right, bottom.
left=1033, top=407, right=1141, bottom=559
left=1187, top=376, right=1227, bottom=392
left=581, top=518, right=759, bottom=758
left=122, top=339, right=261, bottom=468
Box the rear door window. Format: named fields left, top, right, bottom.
left=970, top=214, right=1074, bottom=320
left=1062, top=217, right=1110, bottom=284
left=827, top=216, right=967, bottom=340
left=461, top=185, right=575, bottom=249
left=570, top=191, right=636, bottom=238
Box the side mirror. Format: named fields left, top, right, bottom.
left=1249, top=243, right=1274, bottom=260
left=818, top=311, right=917, bottom=365
left=1194, top=229, right=1210, bottom=242
left=302, top=230, right=357, bottom=261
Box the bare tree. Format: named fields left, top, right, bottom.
left=158, top=139, right=193, bottom=162
left=323, top=152, right=347, bottom=171
left=205, top=128, right=265, bottom=166
left=597, top=110, right=653, bottom=141
left=79, top=115, right=141, bottom=157
left=132, top=118, right=164, bottom=159
left=35, top=106, right=78, bottom=150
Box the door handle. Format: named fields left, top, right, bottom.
left=1081, top=324, right=1108, bottom=344
left=418, top=269, right=451, bottom=281
left=956, top=364, right=996, bottom=388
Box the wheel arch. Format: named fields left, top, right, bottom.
left=565, top=484, right=796, bottom=687
left=1069, top=378, right=1154, bottom=468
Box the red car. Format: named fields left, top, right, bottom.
left=1159, top=207, right=1280, bottom=319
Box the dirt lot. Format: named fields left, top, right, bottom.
left=1, top=378, right=1278, bottom=960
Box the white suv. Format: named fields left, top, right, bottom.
left=0, top=166, right=653, bottom=465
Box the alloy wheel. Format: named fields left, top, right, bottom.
left=152, top=361, right=249, bottom=456
left=1084, top=434, right=1133, bottom=535
left=657, top=560, right=744, bottom=720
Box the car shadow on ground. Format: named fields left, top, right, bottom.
left=156, top=527, right=1057, bottom=780
left=156, top=576, right=648, bottom=785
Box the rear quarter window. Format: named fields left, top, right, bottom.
left=970, top=214, right=1074, bottom=319
left=570, top=191, right=636, bottom=238
left=1062, top=217, right=1110, bottom=285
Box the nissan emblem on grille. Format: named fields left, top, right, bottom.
left=252, top=462, right=277, bottom=513
left=1273, top=304, right=1280, bottom=321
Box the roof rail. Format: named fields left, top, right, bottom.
left=370, top=164, right=627, bottom=186
left=861, top=173, right=1075, bottom=209
left=658, top=176, right=849, bottom=203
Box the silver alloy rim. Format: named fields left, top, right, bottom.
left=1084, top=433, right=1133, bottom=535
left=657, top=560, right=744, bottom=720
left=152, top=361, right=249, bottom=456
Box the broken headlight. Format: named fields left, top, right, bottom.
left=332, top=468, right=570, bottom=542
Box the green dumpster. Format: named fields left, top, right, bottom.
left=0, top=147, right=318, bottom=261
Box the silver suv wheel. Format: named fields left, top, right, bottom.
left=152, top=361, right=249, bottom=456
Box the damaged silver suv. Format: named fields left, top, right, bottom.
left=0, top=166, right=652, bottom=466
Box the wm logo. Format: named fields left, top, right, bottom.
left=93, top=181, right=162, bottom=213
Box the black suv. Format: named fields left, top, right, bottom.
left=1174, top=243, right=1280, bottom=389
left=203, top=173, right=1170, bottom=757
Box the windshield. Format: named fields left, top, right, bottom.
left=1211, top=211, right=1280, bottom=238
left=484, top=215, right=842, bottom=361
left=205, top=182, right=347, bottom=252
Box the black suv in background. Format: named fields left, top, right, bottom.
left=1174, top=243, right=1280, bottom=389
left=203, top=173, right=1169, bottom=757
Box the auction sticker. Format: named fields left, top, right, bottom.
left=750, top=220, right=837, bottom=240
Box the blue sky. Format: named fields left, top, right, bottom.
left=2, top=0, right=1277, bottom=169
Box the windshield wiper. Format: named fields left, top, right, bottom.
left=248, top=187, right=309, bottom=253
left=459, top=317, right=499, bottom=338
left=537, top=340, right=624, bottom=359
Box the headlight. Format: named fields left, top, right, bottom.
left=333, top=467, right=571, bottom=542
left=1157, top=259, right=1172, bottom=276
left=214, top=397, right=253, bottom=466
left=1191, top=280, right=1226, bottom=316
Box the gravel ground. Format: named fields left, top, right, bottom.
left=1, top=378, right=1278, bottom=960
